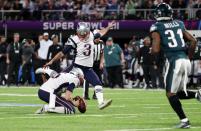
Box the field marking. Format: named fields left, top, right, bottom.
left=114, top=116, right=138, bottom=119
left=105, top=126, right=201, bottom=131
left=0, top=112, right=201, bottom=120
left=0, top=93, right=37, bottom=96
left=0, top=103, right=43, bottom=107
left=143, top=106, right=160, bottom=109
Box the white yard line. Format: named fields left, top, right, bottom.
left=143, top=106, right=160, bottom=109
left=0, top=112, right=200, bottom=120
left=104, top=126, right=201, bottom=131
left=0, top=93, right=37, bottom=96
left=0, top=103, right=43, bottom=107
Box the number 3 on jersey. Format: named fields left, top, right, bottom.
left=83, top=44, right=91, bottom=56
left=165, top=29, right=185, bottom=48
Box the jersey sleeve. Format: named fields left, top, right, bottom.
left=66, top=36, right=77, bottom=48
left=150, top=24, right=158, bottom=33
left=178, top=20, right=186, bottom=32
left=66, top=83, right=76, bottom=92
left=62, top=36, right=77, bottom=54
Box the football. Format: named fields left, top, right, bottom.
left=73, top=96, right=86, bottom=113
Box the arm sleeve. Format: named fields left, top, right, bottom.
left=66, top=83, right=76, bottom=92
left=62, top=37, right=76, bottom=54
left=179, top=21, right=186, bottom=32
left=62, top=45, right=74, bottom=55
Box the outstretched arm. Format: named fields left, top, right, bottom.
left=44, top=44, right=74, bottom=67
left=44, top=51, right=64, bottom=67
left=98, top=21, right=116, bottom=37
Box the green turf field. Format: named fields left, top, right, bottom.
left=0, top=87, right=201, bottom=131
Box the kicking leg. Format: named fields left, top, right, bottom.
left=84, top=68, right=112, bottom=109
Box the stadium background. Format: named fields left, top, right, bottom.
left=0, top=1, right=201, bottom=131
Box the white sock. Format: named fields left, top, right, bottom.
left=195, top=92, right=198, bottom=98
left=181, top=118, right=188, bottom=122
left=95, top=85, right=104, bottom=105
left=44, top=104, right=49, bottom=112
left=48, top=107, right=65, bottom=114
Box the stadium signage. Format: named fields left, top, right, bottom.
left=43, top=21, right=120, bottom=30
left=0, top=20, right=199, bottom=31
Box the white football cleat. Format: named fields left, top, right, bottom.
left=99, top=99, right=112, bottom=110
left=35, top=106, right=46, bottom=114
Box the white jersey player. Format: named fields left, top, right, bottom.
left=35, top=67, right=86, bottom=114
left=44, top=22, right=115, bottom=109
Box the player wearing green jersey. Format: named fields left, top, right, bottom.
left=150, top=3, right=201, bottom=129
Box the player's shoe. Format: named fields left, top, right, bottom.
left=92, top=95, right=97, bottom=100
left=196, top=89, right=201, bottom=102
left=35, top=67, right=46, bottom=74
left=99, top=99, right=112, bottom=110
left=175, top=121, right=191, bottom=129
left=35, top=106, right=46, bottom=114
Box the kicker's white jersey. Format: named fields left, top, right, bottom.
left=40, top=73, right=79, bottom=93
left=66, top=31, right=95, bottom=67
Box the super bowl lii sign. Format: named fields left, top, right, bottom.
left=42, top=21, right=120, bottom=30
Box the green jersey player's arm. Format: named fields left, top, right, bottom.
left=183, top=30, right=197, bottom=59
left=97, top=21, right=116, bottom=37
left=151, top=32, right=161, bottom=54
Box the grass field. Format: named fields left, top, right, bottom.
left=0, top=87, right=201, bottom=131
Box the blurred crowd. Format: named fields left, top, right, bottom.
left=0, top=32, right=201, bottom=89
left=0, top=0, right=201, bottom=20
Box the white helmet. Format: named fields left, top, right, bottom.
left=69, top=67, right=84, bottom=78
left=77, top=22, right=90, bottom=37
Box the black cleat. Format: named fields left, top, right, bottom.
left=84, top=97, right=90, bottom=100
left=175, top=121, right=191, bottom=129
left=92, top=95, right=97, bottom=100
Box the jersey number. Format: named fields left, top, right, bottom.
left=83, top=44, right=91, bottom=56
left=165, top=29, right=185, bottom=48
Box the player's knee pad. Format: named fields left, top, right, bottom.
left=95, top=85, right=103, bottom=93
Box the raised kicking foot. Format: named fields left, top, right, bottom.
left=35, top=105, right=46, bottom=114
left=175, top=120, right=191, bottom=129
left=99, top=99, right=112, bottom=110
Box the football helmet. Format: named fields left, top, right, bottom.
left=77, top=22, right=90, bottom=38
left=154, top=3, right=173, bottom=21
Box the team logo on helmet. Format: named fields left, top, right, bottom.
left=154, top=3, right=173, bottom=21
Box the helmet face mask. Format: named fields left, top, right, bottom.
left=154, top=3, right=173, bottom=21
left=77, top=22, right=90, bottom=38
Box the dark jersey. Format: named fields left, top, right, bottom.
left=192, top=42, right=201, bottom=60
left=47, top=44, right=63, bottom=60
left=150, top=20, right=187, bottom=61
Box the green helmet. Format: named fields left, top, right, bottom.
left=154, top=3, right=173, bottom=21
